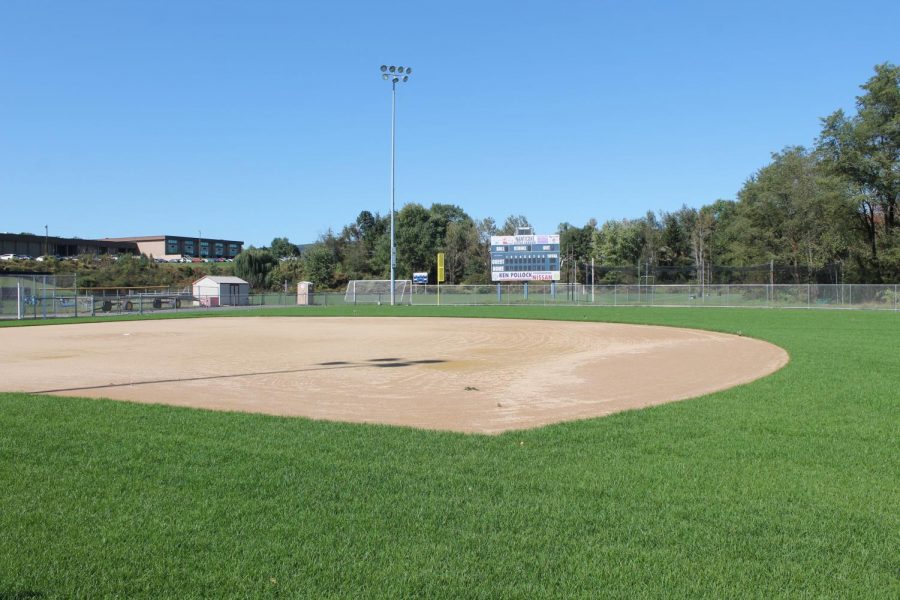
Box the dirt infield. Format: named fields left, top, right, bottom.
left=1, top=317, right=788, bottom=433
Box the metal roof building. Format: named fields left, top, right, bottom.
left=192, top=275, right=250, bottom=307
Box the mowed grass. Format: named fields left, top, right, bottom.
left=0, top=307, right=898, bottom=598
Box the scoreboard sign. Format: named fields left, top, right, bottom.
left=490, top=234, right=560, bottom=281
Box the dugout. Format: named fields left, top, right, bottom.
left=192, top=275, right=250, bottom=307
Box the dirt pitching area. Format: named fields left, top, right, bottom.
left=1, top=317, right=788, bottom=433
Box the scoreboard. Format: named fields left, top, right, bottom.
left=490, top=234, right=560, bottom=281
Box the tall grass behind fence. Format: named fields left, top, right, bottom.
left=2, top=277, right=899, bottom=320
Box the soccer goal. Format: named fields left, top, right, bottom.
left=344, top=280, right=412, bottom=304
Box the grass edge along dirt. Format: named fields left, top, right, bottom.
left=1, top=307, right=898, bottom=598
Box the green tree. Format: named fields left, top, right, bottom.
left=659, top=211, right=690, bottom=267
left=818, top=63, right=900, bottom=270
left=443, top=219, right=481, bottom=284
left=559, top=220, right=597, bottom=282
left=269, top=259, right=306, bottom=292
left=592, top=220, right=644, bottom=267
left=499, top=215, right=532, bottom=235
left=428, top=203, right=469, bottom=246
left=301, top=244, right=336, bottom=288
left=395, top=203, right=436, bottom=277
left=730, top=147, right=854, bottom=281
left=270, top=237, right=299, bottom=259
left=234, top=250, right=277, bottom=289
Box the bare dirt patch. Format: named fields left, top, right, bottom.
left=1, top=317, right=788, bottom=433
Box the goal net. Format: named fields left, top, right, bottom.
left=344, top=280, right=412, bottom=304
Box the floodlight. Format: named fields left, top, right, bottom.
left=378, top=63, right=416, bottom=306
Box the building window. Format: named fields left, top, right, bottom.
left=200, top=241, right=209, bottom=257
left=184, top=241, right=195, bottom=255
left=166, top=239, right=180, bottom=254
left=214, top=242, right=224, bottom=257
left=227, top=243, right=239, bottom=257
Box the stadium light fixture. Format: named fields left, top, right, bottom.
left=380, top=64, right=413, bottom=305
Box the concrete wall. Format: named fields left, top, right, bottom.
left=134, top=240, right=166, bottom=258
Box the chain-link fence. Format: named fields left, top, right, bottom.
left=2, top=276, right=899, bottom=320
left=351, top=283, right=900, bottom=310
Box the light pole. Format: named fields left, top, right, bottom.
left=381, top=64, right=412, bottom=305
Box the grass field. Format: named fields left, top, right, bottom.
left=1, top=306, right=898, bottom=598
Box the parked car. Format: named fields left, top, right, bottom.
left=0, top=253, right=14, bottom=261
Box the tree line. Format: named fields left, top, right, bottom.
left=239, top=63, right=896, bottom=289
left=5, top=64, right=894, bottom=291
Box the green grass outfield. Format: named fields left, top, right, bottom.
left=1, top=306, right=898, bottom=598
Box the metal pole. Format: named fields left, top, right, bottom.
left=591, top=257, right=595, bottom=304
left=390, top=80, right=396, bottom=306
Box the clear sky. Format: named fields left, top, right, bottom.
left=1, top=1, right=897, bottom=247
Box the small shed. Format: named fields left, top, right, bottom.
left=296, top=281, right=313, bottom=305
left=192, top=275, right=250, bottom=307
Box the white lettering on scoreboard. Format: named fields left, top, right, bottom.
left=494, top=271, right=559, bottom=281
left=489, top=233, right=561, bottom=282
left=490, top=234, right=560, bottom=246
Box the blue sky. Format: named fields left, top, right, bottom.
left=1, top=1, right=897, bottom=247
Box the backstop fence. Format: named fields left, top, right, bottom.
left=1, top=275, right=899, bottom=320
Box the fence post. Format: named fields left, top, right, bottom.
left=895, top=284, right=898, bottom=312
